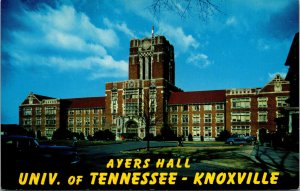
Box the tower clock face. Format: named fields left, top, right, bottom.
left=142, top=40, right=151, bottom=50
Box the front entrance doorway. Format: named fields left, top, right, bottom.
left=124, top=120, right=138, bottom=139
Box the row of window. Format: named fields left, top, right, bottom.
left=169, top=104, right=224, bottom=112
left=170, top=111, right=283, bottom=124
left=231, top=96, right=288, bottom=109
left=23, top=107, right=56, bottom=116
left=68, top=116, right=105, bottom=127
left=23, top=116, right=56, bottom=126
left=171, top=125, right=252, bottom=138
left=68, top=127, right=100, bottom=136
left=171, top=126, right=224, bottom=138
left=171, top=113, right=224, bottom=124
left=168, top=96, right=288, bottom=112
left=68, top=109, right=103, bottom=115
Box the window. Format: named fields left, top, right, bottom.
left=76, top=128, right=82, bottom=133
left=216, top=113, right=224, bottom=123
left=193, top=105, right=200, bottom=111
left=93, top=109, right=99, bottom=114
left=216, top=126, right=224, bottom=137
left=45, top=107, right=56, bottom=115
left=68, top=110, right=74, bottom=115
left=183, top=105, right=189, bottom=112
left=85, top=128, right=90, bottom=136
left=276, top=96, right=288, bottom=107
left=193, top=126, right=200, bottom=137
left=24, top=107, right=32, bottom=116
left=124, top=89, right=139, bottom=99
left=76, top=117, right=82, bottom=126
left=171, top=126, right=177, bottom=136
left=182, top=127, right=189, bottom=138
left=192, top=114, right=200, bottom=124
left=231, top=98, right=251, bottom=109
left=93, top=128, right=99, bottom=135
left=23, top=118, right=32, bottom=126
left=93, top=117, right=99, bottom=126
left=68, top=117, right=74, bottom=126
left=216, top=104, right=224, bottom=110
left=204, top=114, right=212, bottom=123
left=29, top=97, right=33, bottom=104
left=36, top=117, right=41, bottom=125
left=170, top=106, right=177, bottom=112
left=231, top=126, right=251, bottom=136
left=36, top=107, right=42, bottom=115
left=231, top=112, right=251, bottom=122
left=124, top=103, right=139, bottom=115
left=258, top=111, right=268, bottom=122
left=258, top=97, right=268, bottom=108
left=111, top=99, right=118, bottom=114
left=112, top=115, right=117, bottom=124
left=204, top=104, right=212, bottom=111
left=182, top=115, right=189, bottom=124
left=204, top=126, right=212, bottom=137
left=149, top=98, right=156, bottom=113
left=76, top=110, right=82, bottom=116
left=101, top=117, right=106, bottom=125
left=171, top=115, right=178, bottom=124
left=85, top=110, right=90, bottom=115
left=45, top=127, right=56, bottom=138
left=85, top=117, right=90, bottom=126
left=45, top=116, right=56, bottom=126
left=276, top=111, right=284, bottom=118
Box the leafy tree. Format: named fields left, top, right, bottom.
left=93, top=129, right=115, bottom=141
left=52, top=128, right=73, bottom=140
left=160, top=125, right=177, bottom=141
left=215, top=130, right=231, bottom=141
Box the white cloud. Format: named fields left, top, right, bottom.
left=158, top=23, right=199, bottom=52
left=257, top=39, right=270, bottom=51
left=5, top=5, right=128, bottom=79
left=103, top=18, right=136, bottom=38
left=187, top=53, right=212, bottom=68
left=226, top=16, right=237, bottom=26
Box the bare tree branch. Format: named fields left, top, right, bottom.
left=149, top=0, right=223, bottom=21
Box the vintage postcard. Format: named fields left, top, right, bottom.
left=1, top=0, right=299, bottom=190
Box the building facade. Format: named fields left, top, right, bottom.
left=19, top=35, right=291, bottom=140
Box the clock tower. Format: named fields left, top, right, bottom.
left=128, top=35, right=175, bottom=85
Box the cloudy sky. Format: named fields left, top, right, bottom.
left=1, top=0, right=299, bottom=124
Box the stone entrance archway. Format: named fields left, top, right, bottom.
left=125, top=120, right=138, bottom=136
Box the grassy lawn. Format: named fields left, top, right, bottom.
left=173, top=141, right=225, bottom=144
left=121, top=145, right=260, bottom=171
left=39, top=140, right=122, bottom=146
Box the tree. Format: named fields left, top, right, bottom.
left=52, top=128, right=73, bottom=140
left=149, top=0, right=221, bottom=20
left=215, top=130, right=231, bottom=141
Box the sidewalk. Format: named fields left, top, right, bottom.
left=248, top=145, right=299, bottom=177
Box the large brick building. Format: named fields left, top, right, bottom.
left=19, top=34, right=290, bottom=140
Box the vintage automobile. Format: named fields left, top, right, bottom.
left=1, top=135, right=80, bottom=170
left=225, top=137, right=248, bottom=145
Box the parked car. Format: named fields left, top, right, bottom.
left=1, top=135, right=80, bottom=170
left=225, top=137, right=248, bottom=145
left=245, top=136, right=257, bottom=143
left=1, top=135, right=81, bottom=189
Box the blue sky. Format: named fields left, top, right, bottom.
left=1, top=0, right=299, bottom=124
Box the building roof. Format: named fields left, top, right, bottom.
left=33, top=93, right=54, bottom=101
left=169, top=90, right=226, bottom=105
left=64, top=97, right=105, bottom=109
